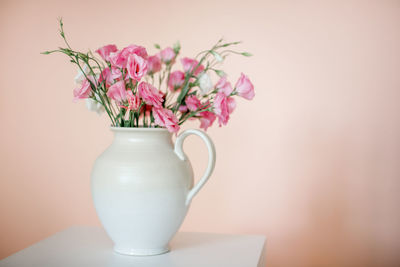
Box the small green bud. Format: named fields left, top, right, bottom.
left=214, top=69, right=226, bottom=77
left=154, top=43, right=161, bottom=49
left=241, top=52, right=253, bottom=57
left=222, top=41, right=241, bottom=47
left=173, top=41, right=181, bottom=54
left=41, top=51, right=50, bottom=55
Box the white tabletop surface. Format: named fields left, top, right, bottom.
left=0, top=226, right=266, bottom=267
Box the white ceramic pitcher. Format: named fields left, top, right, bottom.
left=91, top=127, right=216, bottom=256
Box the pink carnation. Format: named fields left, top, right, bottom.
left=160, top=47, right=175, bottom=63
left=168, top=71, right=185, bottom=91
left=95, top=44, right=118, bottom=62
left=138, top=82, right=163, bottom=107
left=107, top=80, right=127, bottom=103
left=127, top=54, right=148, bottom=81
left=215, top=76, right=233, bottom=96
left=111, top=67, right=122, bottom=80
left=121, top=44, right=148, bottom=59
left=98, top=68, right=114, bottom=87
left=73, top=76, right=95, bottom=101
left=109, top=44, right=148, bottom=68
left=109, top=51, right=122, bottom=68
left=120, top=90, right=141, bottom=111
left=185, top=95, right=201, bottom=111
left=213, top=92, right=230, bottom=126
left=199, top=111, right=216, bottom=131
left=179, top=105, right=188, bottom=113
left=98, top=66, right=123, bottom=86
left=235, top=73, right=255, bottom=100
left=147, top=54, right=162, bottom=74
left=181, top=57, right=204, bottom=76
left=152, top=107, right=180, bottom=133
left=227, top=97, right=236, bottom=114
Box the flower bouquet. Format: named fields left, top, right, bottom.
left=42, top=19, right=255, bottom=133
left=42, top=19, right=255, bottom=256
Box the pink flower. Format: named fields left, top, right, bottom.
left=127, top=54, right=148, bottom=81
left=147, top=55, right=162, bottom=74
left=138, top=82, right=163, bottom=107
left=152, top=107, right=180, bottom=133
left=120, top=90, right=141, bottom=111
left=213, top=92, right=230, bottom=126
left=73, top=76, right=94, bottom=101
left=98, top=68, right=114, bottom=87
left=107, top=80, right=127, bottom=102
left=215, top=76, right=233, bottom=96
left=199, top=111, right=216, bottom=131
left=121, top=44, right=148, bottom=59
left=168, top=71, right=185, bottom=91
left=227, top=97, right=236, bottom=114
left=109, top=44, right=148, bottom=68
left=109, top=51, right=122, bottom=68
left=111, top=67, right=122, bottom=80
left=235, top=73, right=255, bottom=100
left=95, top=44, right=118, bottom=62
left=160, top=47, right=175, bottom=63
left=185, top=95, right=201, bottom=111
left=181, top=57, right=204, bottom=76
left=179, top=105, right=188, bottom=113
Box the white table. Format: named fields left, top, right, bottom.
left=0, top=226, right=266, bottom=267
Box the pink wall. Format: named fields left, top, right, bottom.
left=1, top=0, right=400, bottom=266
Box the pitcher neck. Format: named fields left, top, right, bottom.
left=111, top=127, right=173, bottom=146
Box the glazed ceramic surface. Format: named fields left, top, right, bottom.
left=91, top=127, right=216, bottom=256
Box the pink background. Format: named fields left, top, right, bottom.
left=1, top=0, right=400, bottom=266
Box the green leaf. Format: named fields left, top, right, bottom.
left=154, top=43, right=161, bottom=49
left=41, top=51, right=51, bottom=55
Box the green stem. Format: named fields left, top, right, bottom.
left=178, top=107, right=211, bottom=125
left=142, top=110, right=146, bottom=127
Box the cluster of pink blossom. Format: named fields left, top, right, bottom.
left=69, top=41, right=254, bottom=133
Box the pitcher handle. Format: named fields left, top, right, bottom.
left=174, top=129, right=216, bottom=206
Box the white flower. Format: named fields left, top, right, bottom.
left=74, top=65, right=90, bottom=85
left=85, top=98, right=105, bottom=115
left=198, top=72, right=213, bottom=95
